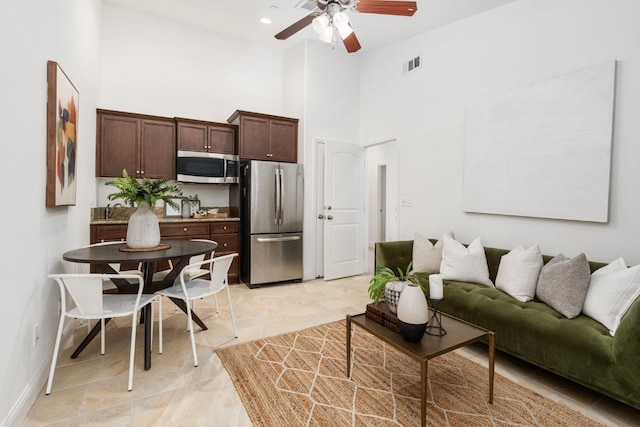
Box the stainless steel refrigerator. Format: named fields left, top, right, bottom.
left=240, top=160, right=303, bottom=287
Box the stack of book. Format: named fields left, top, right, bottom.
left=365, top=302, right=401, bottom=333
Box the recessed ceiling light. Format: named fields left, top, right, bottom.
left=260, top=17, right=272, bottom=24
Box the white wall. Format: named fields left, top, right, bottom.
left=359, top=0, right=640, bottom=264
left=291, top=41, right=361, bottom=280
left=0, top=1, right=102, bottom=424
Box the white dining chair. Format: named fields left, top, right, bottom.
left=46, top=273, right=158, bottom=394
left=153, top=238, right=218, bottom=316
left=156, top=253, right=238, bottom=367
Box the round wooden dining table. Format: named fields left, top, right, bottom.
left=63, top=239, right=217, bottom=370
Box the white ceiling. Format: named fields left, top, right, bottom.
left=104, top=0, right=515, bottom=52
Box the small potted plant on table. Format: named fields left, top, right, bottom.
left=106, top=169, right=182, bottom=249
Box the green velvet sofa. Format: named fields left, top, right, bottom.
left=375, top=239, right=640, bottom=410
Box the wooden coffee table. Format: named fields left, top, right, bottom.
left=346, top=312, right=494, bottom=427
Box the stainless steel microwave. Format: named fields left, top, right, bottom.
left=176, top=151, right=239, bottom=184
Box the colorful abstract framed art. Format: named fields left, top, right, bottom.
left=46, top=60, right=79, bottom=207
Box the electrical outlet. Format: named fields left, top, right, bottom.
left=401, top=198, right=413, bottom=207
left=33, top=323, right=40, bottom=348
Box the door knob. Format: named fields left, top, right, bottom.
left=327, top=215, right=333, bottom=220
left=318, top=214, right=325, bottom=220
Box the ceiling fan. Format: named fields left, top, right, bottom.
left=275, top=0, right=418, bottom=53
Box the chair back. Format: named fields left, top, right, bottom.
left=210, top=253, right=237, bottom=289
left=49, top=274, right=144, bottom=317
left=53, top=275, right=104, bottom=316
left=180, top=253, right=237, bottom=292
left=189, top=238, right=217, bottom=264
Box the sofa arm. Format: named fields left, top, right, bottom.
left=612, top=297, right=640, bottom=377
left=374, top=240, right=413, bottom=272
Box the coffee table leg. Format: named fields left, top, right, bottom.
left=488, top=331, right=495, bottom=404
left=421, top=361, right=427, bottom=427
left=346, top=316, right=352, bottom=378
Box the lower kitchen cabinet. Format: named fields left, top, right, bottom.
left=211, top=221, right=240, bottom=284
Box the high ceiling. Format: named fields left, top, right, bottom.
left=104, top=0, right=515, bottom=52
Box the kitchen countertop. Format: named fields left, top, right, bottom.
left=91, top=206, right=238, bottom=225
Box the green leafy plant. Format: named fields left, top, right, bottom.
left=368, top=262, right=425, bottom=304
left=106, top=169, right=183, bottom=208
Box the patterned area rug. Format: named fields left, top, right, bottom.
left=217, top=320, right=602, bottom=426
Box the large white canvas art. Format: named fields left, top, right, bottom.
left=462, top=61, right=616, bottom=222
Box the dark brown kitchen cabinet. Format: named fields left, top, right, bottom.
left=211, top=221, right=240, bottom=284
left=96, top=109, right=176, bottom=178
left=227, top=110, right=298, bottom=163
left=176, top=118, right=237, bottom=154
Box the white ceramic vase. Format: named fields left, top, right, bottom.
left=126, top=202, right=160, bottom=249
left=396, top=284, right=429, bottom=342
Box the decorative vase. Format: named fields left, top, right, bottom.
left=396, top=284, right=429, bottom=342
left=384, top=281, right=407, bottom=313
left=126, top=202, right=160, bottom=249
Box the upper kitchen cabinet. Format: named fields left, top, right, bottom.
left=176, top=118, right=237, bottom=154
left=96, top=109, right=176, bottom=178
left=227, top=110, right=298, bottom=163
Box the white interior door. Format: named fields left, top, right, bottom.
left=323, top=141, right=365, bottom=280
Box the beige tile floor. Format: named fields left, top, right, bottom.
left=22, top=274, right=640, bottom=426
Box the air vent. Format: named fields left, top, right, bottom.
left=296, top=0, right=318, bottom=11
left=403, top=56, right=421, bottom=74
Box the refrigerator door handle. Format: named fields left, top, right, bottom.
left=256, top=236, right=301, bottom=243
left=279, top=167, right=284, bottom=225
left=274, top=168, right=280, bottom=225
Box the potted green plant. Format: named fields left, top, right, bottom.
left=368, top=262, right=427, bottom=313
left=106, top=169, right=182, bottom=248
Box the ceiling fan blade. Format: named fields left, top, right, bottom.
left=342, top=30, right=361, bottom=53
left=275, top=13, right=317, bottom=40
left=354, top=0, right=418, bottom=16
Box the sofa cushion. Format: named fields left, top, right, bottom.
left=583, top=258, right=640, bottom=335
left=440, top=234, right=493, bottom=287
left=536, top=253, right=591, bottom=318
left=495, top=244, right=544, bottom=302
left=413, top=232, right=452, bottom=273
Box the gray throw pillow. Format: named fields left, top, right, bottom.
left=535, top=253, right=591, bottom=318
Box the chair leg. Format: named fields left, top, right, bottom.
left=46, top=314, right=66, bottom=395
left=128, top=311, right=137, bottom=391
left=225, top=285, right=238, bottom=338
left=214, top=294, right=219, bottom=313
left=158, top=297, right=163, bottom=354
left=186, top=300, right=198, bottom=367
left=150, top=301, right=154, bottom=350
left=100, top=318, right=106, bottom=355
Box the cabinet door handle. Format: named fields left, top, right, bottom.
left=183, top=228, right=187, bottom=231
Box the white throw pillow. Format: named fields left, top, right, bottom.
left=495, top=245, right=544, bottom=302
left=412, top=232, right=453, bottom=273
left=582, top=258, right=640, bottom=336
left=439, top=234, right=494, bottom=287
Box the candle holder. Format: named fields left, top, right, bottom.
left=426, top=299, right=447, bottom=336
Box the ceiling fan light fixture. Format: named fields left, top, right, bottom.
left=332, top=11, right=353, bottom=38
left=318, top=26, right=334, bottom=43
left=312, top=14, right=330, bottom=33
